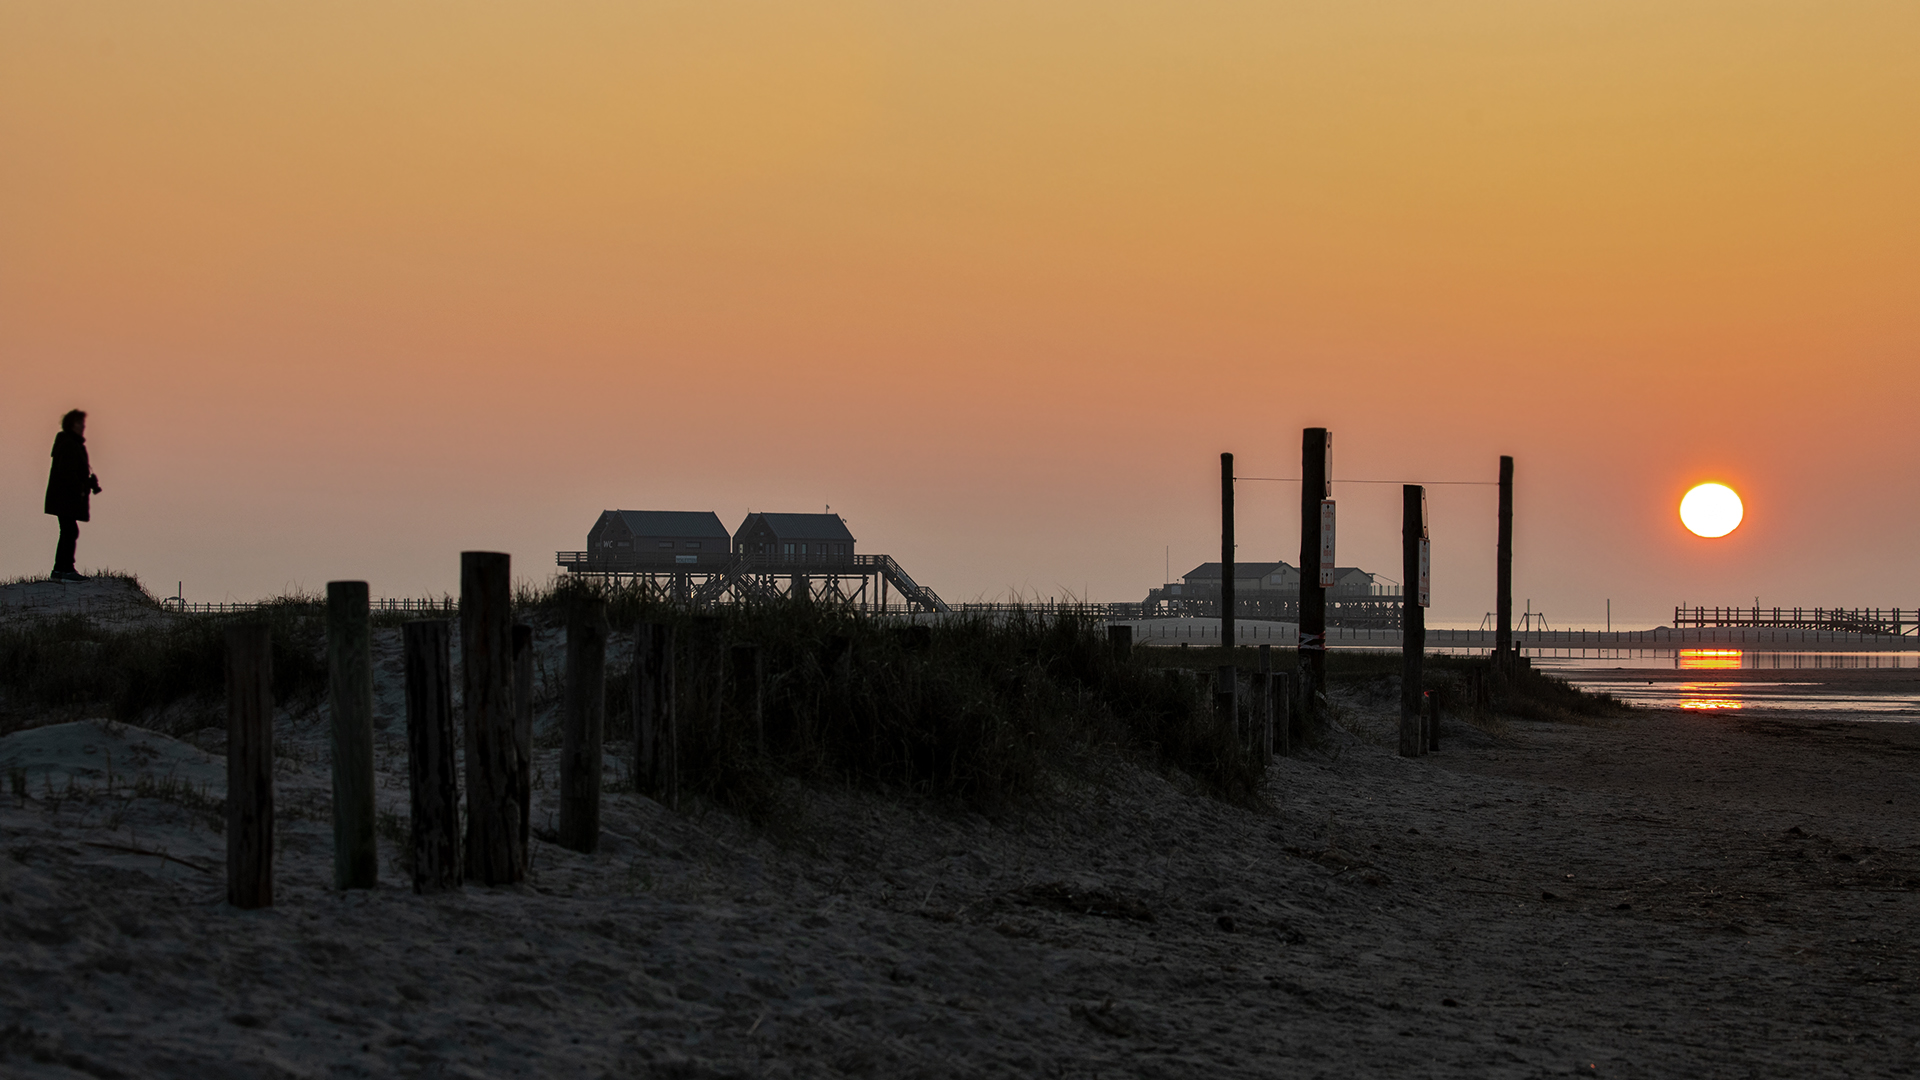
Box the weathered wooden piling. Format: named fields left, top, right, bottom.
left=1298, top=428, right=1330, bottom=738
left=559, top=599, right=608, bottom=854
left=403, top=619, right=460, bottom=892
left=225, top=622, right=274, bottom=909
left=512, top=624, right=533, bottom=853
left=1400, top=485, right=1426, bottom=758
left=461, top=552, right=525, bottom=885
left=1221, top=451, right=1235, bottom=651
left=326, top=581, right=378, bottom=890
left=632, top=621, right=678, bottom=807
left=1107, top=624, right=1133, bottom=659
left=729, top=643, right=764, bottom=749
left=1497, top=455, right=1514, bottom=673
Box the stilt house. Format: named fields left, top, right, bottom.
left=733, top=513, right=857, bottom=562
left=586, top=510, right=732, bottom=566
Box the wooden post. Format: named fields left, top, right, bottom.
left=632, top=622, right=678, bottom=807
left=1497, top=455, right=1514, bottom=672
left=729, top=643, right=765, bottom=749
left=559, top=599, right=607, bottom=854
left=1401, top=485, right=1426, bottom=758
left=1298, top=428, right=1330, bottom=737
left=225, top=622, right=274, bottom=910
left=404, top=619, right=460, bottom=892
left=1221, top=451, right=1235, bottom=654
left=1107, top=624, right=1133, bottom=659
left=512, top=624, right=534, bottom=854
left=326, top=581, right=377, bottom=890
left=461, top=552, right=525, bottom=885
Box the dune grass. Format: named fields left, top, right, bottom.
left=530, top=578, right=1264, bottom=816
left=0, top=576, right=1262, bottom=812
left=0, top=593, right=329, bottom=736
left=0, top=571, right=1619, bottom=816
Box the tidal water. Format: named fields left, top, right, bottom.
left=1533, top=651, right=1920, bottom=718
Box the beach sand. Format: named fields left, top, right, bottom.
left=5, top=669, right=1919, bottom=1077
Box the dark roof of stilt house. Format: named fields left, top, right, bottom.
left=1182, top=561, right=1294, bottom=580
left=737, top=513, right=857, bottom=542
left=601, top=510, right=731, bottom=538
left=1181, top=562, right=1374, bottom=581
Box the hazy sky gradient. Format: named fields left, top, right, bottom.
left=4, top=2, right=1916, bottom=625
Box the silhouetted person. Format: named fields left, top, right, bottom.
left=44, top=409, right=101, bottom=583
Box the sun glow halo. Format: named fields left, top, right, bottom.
left=1679, top=483, right=1744, bottom=538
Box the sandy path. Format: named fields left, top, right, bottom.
left=5, top=693, right=1919, bottom=1078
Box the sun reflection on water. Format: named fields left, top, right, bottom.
left=1673, top=682, right=1744, bottom=709
left=1678, top=649, right=1742, bottom=671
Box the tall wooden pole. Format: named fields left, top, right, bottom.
left=403, top=619, right=461, bottom=892
left=224, top=622, right=274, bottom=910
left=326, top=581, right=377, bottom=890
left=1497, top=455, right=1514, bottom=672
left=1400, top=486, right=1426, bottom=758
left=1221, top=452, right=1235, bottom=654
left=559, top=599, right=607, bottom=854
left=462, top=552, right=525, bottom=885
left=1298, top=428, right=1329, bottom=736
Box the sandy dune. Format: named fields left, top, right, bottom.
left=0, top=575, right=181, bottom=630
left=5, top=680, right=1919, bottom=1077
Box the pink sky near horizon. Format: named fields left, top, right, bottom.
left=3, top=2, right=1917, bottom=626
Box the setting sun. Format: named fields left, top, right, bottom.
left=1680, top=483, right=1745, bottom=538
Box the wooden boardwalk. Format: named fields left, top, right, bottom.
left=1673, top=605, right=1916, bottom=635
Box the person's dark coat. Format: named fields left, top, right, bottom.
left=44, top=431, right=95, bottom=522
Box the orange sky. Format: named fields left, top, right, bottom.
left=3, top=1, right=1917, bottom=624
